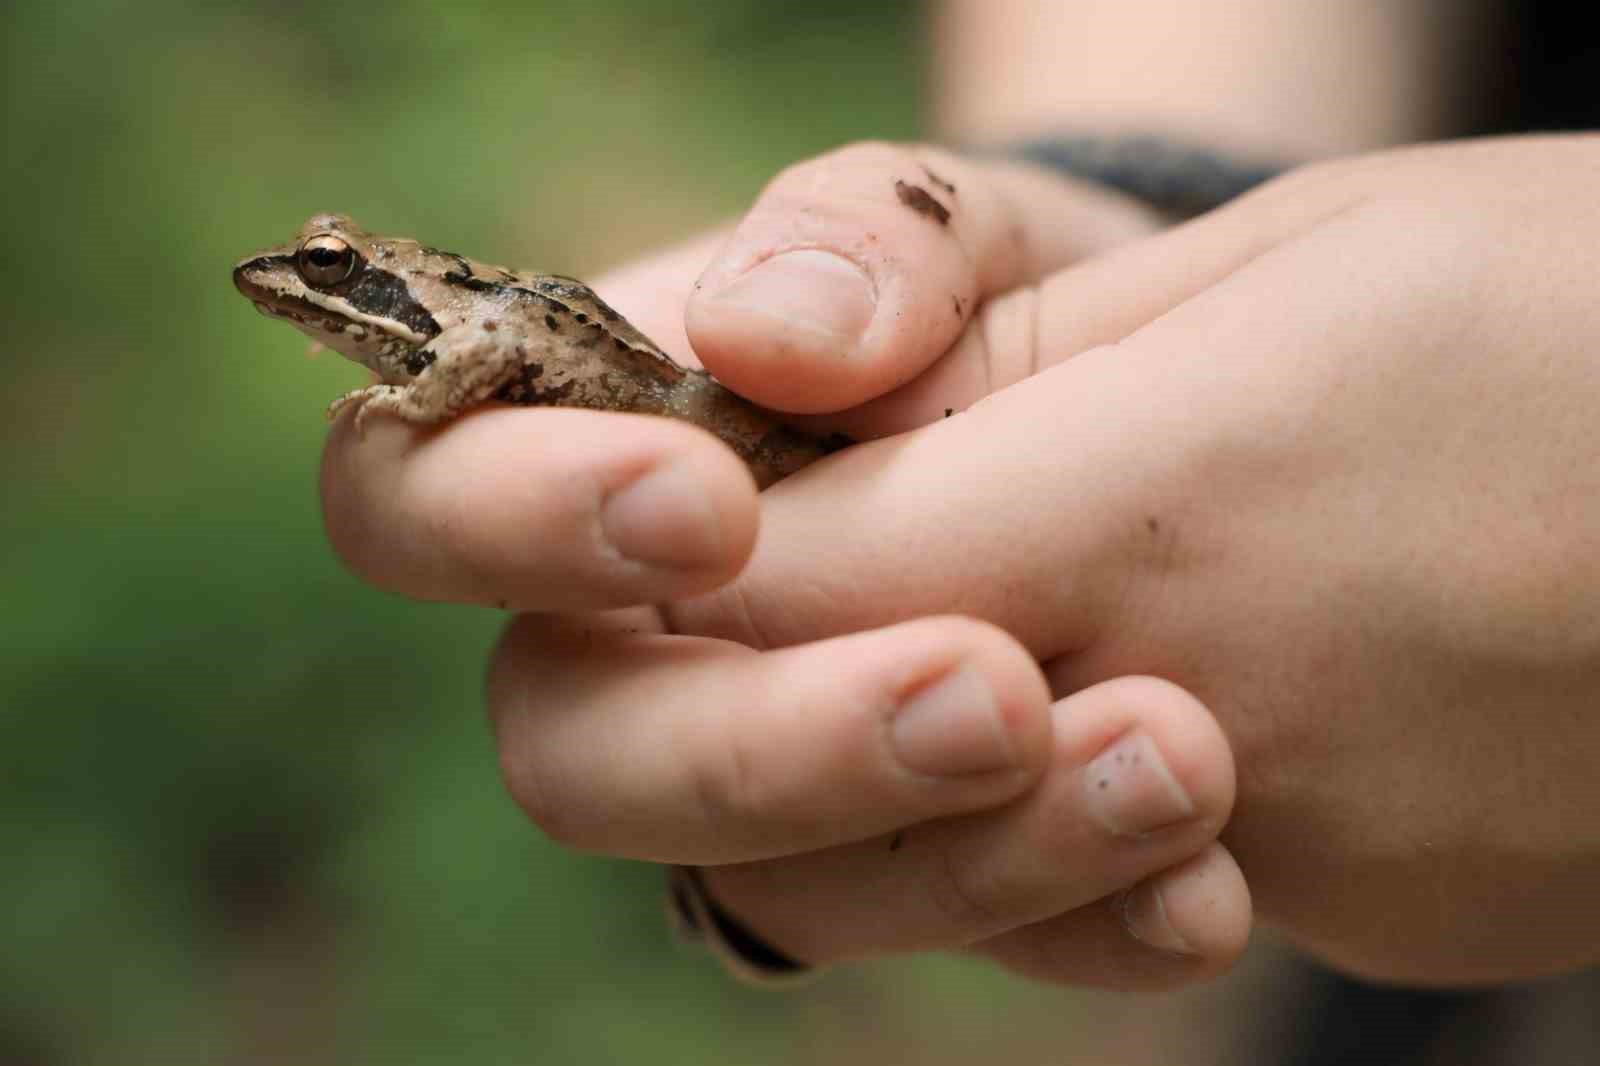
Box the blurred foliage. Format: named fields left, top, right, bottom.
left=0, top=1, right=1115, bottom=1063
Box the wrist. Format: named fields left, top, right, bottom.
left=989, top=133, right=1288, bottom=220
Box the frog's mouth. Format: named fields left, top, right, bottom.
left=248, top=297, right=345, bottom=333
left=237, top=287, right=341, bottom=333
left=233, top=265, right=355, bottom=346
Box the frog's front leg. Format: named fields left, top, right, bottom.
left=330, top=322, right=529, bottom=435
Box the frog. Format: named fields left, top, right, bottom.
left=233, top=214, right=844, bottom=488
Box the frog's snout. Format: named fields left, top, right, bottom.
left=232, top=258, right=273, bottom=299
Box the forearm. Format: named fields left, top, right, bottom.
left=930, top=0, right=1499, bottom=159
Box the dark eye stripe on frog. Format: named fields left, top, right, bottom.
left=341, top=265, right=442, bottom=340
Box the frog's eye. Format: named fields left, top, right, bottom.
left=297, top=235, right=357, bottom=286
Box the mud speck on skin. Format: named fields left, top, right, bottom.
left=1147, top=516, right=1160, bottom=534
left=921, top=165, right=956, bottom=196
left=952, top=294, right=964, bottom=319
left=894, top=180, right=951, bottom=226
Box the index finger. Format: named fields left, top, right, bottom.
left=319, top=404, right=759, bottom=612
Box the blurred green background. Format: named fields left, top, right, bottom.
left=1, top=3, right=1276, bottom=1063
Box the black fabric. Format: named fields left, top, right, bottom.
left=1482, top=1, right=1600, bottom=133
left=1263, top=968, right=1484, bottom=1066
left=1010, top=135, right=1284, bottom=217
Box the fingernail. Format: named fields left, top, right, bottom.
left=705, top=250, right=876, bottom=349
left=1119, top=882, right=1194, bottom=955
left=1084, top=731, right=1195, bottom=837
left=600, top=463, right=722, bottom=569
left=891, top=666, right=1015, bottom=777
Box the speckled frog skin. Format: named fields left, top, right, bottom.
left=233, top=214, right=842, bottom=488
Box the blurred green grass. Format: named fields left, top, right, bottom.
left=0, top=2, right=1114, bottom=1063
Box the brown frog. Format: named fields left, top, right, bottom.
left=234, top=214, right=843, bottom=487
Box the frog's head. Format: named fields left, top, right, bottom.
left=233, top=214, right=442, bottom=378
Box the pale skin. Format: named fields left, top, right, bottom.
left=320, top=2, right=1600, bottom=988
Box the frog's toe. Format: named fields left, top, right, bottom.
left=326, top=390, right=366, bottom=424
left=328, top=384, right=396, bottom=432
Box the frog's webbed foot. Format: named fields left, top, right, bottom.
left=328, top=385, right=395, bottom=431
left=326, top=384, right=443, bottom=437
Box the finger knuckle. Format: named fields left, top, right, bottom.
left=484, top=615, right=541, bottom=731
left=317, top=444, right=384, bottom=582
left=979, top=283, right=1045, bottom=390
left=1034, top=777, right=1105, bottom=872
left=927, top=841, right=1004, bottom=934
left=494, top=737, right=585, bottom=849
left=486, top=620, right=587, bottom=849
left=685, top=705, right=788, bottom=836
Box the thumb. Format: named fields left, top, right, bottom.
left=684, top=141, right=1164, bottom=415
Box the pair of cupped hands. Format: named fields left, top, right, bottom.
left=323, top=136, right=1600, bottom=990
